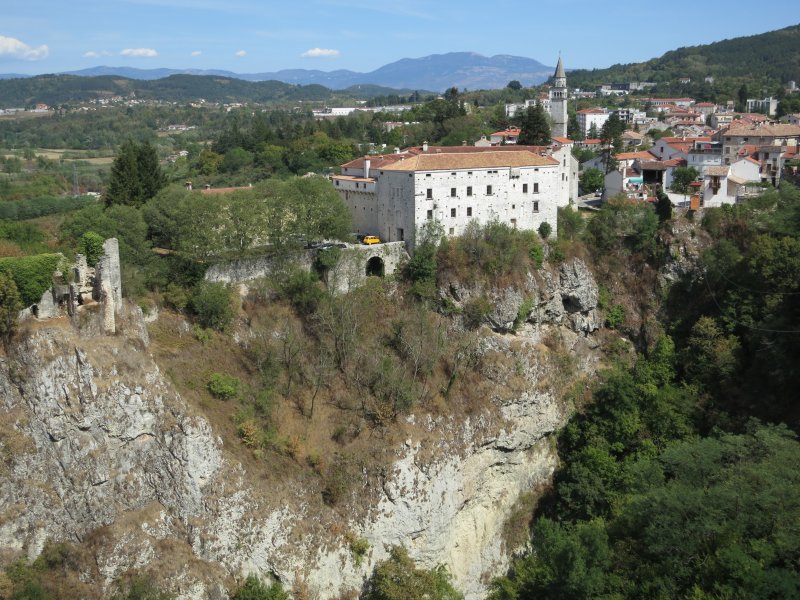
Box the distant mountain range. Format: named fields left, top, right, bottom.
left=1, top=52, right=557, bottom=92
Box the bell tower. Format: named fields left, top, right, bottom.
left=549, top=55, right=568, bottom=138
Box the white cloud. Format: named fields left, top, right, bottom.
left=83, top=50, right=111, bottom=58
left=191, top=50, right=202, bottom=56
left=120, top=47, right=158, bottom=57
left=235, top=50, right=246, bottom=57
left=301, top=47, right=340, bottom=58
left=0, top=35, right=49, bottom=61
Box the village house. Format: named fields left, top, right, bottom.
left=577, top=108, right=611, bottom=138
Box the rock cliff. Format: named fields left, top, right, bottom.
left=0, top=258, right=602, bottom=599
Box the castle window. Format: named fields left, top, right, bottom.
left=451, top=187, right=456, bottom=197
left=534, top=183, right=539, bottom=193
left=533, top=201, right=539, bottom=212
left=487, top=185, right=493, bottom=195
left=427, top=188, right=433, bottom=199
left=523, top=183, right=528, bottom=193
left=467, top=207, right=472, bottom=216
left=467, top=186, right=473, bottom=196
left=427, top=209, right=433, bottom=220
left=451, top=208, right=457, bottom=217
left=449, top=227, right=455, bottom=235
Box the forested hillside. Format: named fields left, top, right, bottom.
left=0, top=74, right=419, bottom=108
left=568, top=24, right=800, bottom=87
left=491, top=187, right=800, bottom=599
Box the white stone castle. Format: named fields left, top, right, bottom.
left=331, top=57, right=578, bottom=251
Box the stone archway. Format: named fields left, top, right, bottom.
left=365, top=256, right=385, bottom=277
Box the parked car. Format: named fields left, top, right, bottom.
left=361, top=235, right=381, bottom=245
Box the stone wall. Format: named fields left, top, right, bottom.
left=325, top=242, right=408, bottom=294
left=205, top=243, right=409, bottom=295
left=24, top=238, right=122, bottom=333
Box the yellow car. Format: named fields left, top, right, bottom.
left=362, top=235, right=381, bottom=245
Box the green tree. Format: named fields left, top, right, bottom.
left=655, top=188, right=672, bottom=223
left=506, top=80, right=522, bottom=91
left=0, top=270, right=22, bottom=349
left=517, top=104, right=551, bottom=146
left=105, top=140, right=166, bottom=207
left=600, top=113, right=624, bottom=174
left=190, top=281, right=234, bottom=330
left=671, top=166, right=700, bottom=194
left=579, top=167, right=605, bottom=195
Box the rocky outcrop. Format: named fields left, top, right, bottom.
left=443, top=258, right=601, bottom=334
left=0, top=258, right=603, bottom=598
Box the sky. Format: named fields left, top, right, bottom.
left=1, top=1, right=798, bottom=75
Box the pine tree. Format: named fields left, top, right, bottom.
left=105, top=140, right=166, bottom=207
left=517, top=104, right=551, bottom=146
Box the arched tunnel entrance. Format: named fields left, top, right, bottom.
left=366, top=256, right=385, bottom=277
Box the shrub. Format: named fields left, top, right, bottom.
left=79, top=231, right=105, bottom=266
left=513, top=297, right=535, bottom=331
left=0, top=254, right=62, bottom=306
left=529, top=243, right=544, bottom=269
left=207, top=372, right=240, bottom=400
left=462, top=296, right=493, bottom=329
left=162, top=283, right=189, bottom=311
left=0, top=271, right=22, bottom=348
left=605, top=304, right=625, bottom=329
left=190, top=281, right=234, bottom=330
left=538, top=221, right=552, bottom=239
left=278, top=269, right=324, bottom=316
left=347, top=534, right=370, bottom=568
left=557, top=206, right=585, bottom=241
left=230, top=574, right=289, bottom=600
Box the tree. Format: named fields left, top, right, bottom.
left=655, top=188, right=672, bottom=223
left=506, top=80, right=522, bottom=91
left=517, top=104, right=551, bottom=146
left=105, top=140, right=166, bottom=207
left=190, top=281, right=234, bottom=331
left=0, top=271, right=22, bottom=349
left=671, top=166, right=699, bottom=195
left=580, top=167, right=605, bottom=195
left=600, top=113, right=625, bottom=174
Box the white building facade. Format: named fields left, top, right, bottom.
left=334, top=146, right=569, bottom=251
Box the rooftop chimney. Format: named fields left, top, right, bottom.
left=422, top=141, right=429, bottom=152
left=364, top=158, right=371, bottom=179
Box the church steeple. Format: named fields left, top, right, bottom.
left=554, top=55, right=566, bottom=81
left=549, top=54, right=568, bottom=138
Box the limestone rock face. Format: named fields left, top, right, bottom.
left=443, top=258, right=601, bottom=334
left=0, top=297, right=601, bottom=599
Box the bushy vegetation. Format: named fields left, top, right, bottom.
left=0, top=195, right=96, bottom=221
left=491, top=183, right=800, bottom=598
left=229, top=574, right=289, bottom=600
left=364, top=546, right=463, bottom=600
left=0, top=253, right=63, bottom=306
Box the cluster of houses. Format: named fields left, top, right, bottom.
left=577, top=97, right=800, bottom=208
left=330, top=58, right=800, bottom=249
